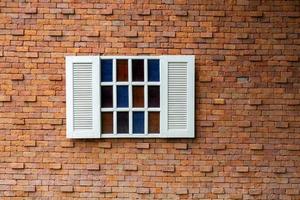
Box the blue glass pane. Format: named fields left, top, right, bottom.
left=148, top=59, right=160, bottom=82
left=117, top=86, right=128, bottom=107
left=133, top=112, right=144, bottom=134
left=101, top=59, right=112, bottom=82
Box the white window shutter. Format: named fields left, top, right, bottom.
left=66, top=56, right=100, bottom=138
left=160, top=56, right=195, bottom=138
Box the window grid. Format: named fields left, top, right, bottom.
left=100, top=57, right=161, bottom=136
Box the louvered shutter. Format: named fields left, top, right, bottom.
left=160, top=56, right=195, bottom=138
left=66, top=56, right=100, bottom=138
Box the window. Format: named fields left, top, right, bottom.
left=66, top=56, right=195, bottom=138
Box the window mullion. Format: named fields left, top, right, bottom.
left=128, top=59, right=133, bottom=135
left=144, top=59, right=148, bottom=135
left=113, top=58, right=117, bottom=135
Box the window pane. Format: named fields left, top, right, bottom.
left=117, top=86, right=128, bottom=108
left=148, top=112, right=159, bottom=133
left=148, top=59, right=160, bottom=82
left=101, top=86, right=113, bottom=108
left=117, top=59, right=128, bottom=81
left=148, top=86, right=160, bottom=107
left=101, top=59, right=112, bottom=82
left=133, top=112, right=144, bottom=134
left=133, top=86, right=144, bottom=107
left=101, top=112, right=113, bottom=133
left=132, top=59, right=144, bottom=81
left=117, top=112, right=128, bottom=133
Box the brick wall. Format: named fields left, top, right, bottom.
left=0, top=0, right=299, bottom=199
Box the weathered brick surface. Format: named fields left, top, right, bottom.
left=0, top=1, right=299, bottom=199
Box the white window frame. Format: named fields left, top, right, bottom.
left=66, top=55, right=195, bottom=139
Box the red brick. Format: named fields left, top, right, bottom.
left=200, top=166, right=213, bottom=172
left=174, top=143, right=188, bottom=150
left=200, top=32, right=213, bottom=38
left=239, top=121, right=251, bottom=128
left=250, top=144, right=263, bottom=150
left=125, top=31, right=138, bottom=38
left=137, top=188, right=150, bottom=194
left=199, top=76, right=212, bottom=82
left=213, top=98, right=225, bottom=105
left=275, top=122, right=289, bottom=128
left=176, top=188, right=188, bottom=195
left=23, top=186, right=36, bottom=192
left=212, top=188, right=225, bottom=194
left=162, top=31, right=176, bottom=38
left=61, top=186, right=74, bottom=193
left=61, top=141, right=74, bottom=148
left=11, top=74, right=24, bottom=81
left=99, top=142, right=112, bottom=149
left=236, top=166, right=249, bottom=173
left=174, top=10, right=188, bottom=16
left=249, top=99, right=262, bottom=105
left=137, top=9, right=151, bottom=16
left=10, top=163, right=25, bottom=169
left=62, top=8, right=75, bottom=15
left=136, top=143, right=150, bottom=149
left=49, top=163, right=62, bottom=170
left=124, top=165, right=138, bottom=171
left=162, top=166, right=175, bottom=172
left=200, top=121, right=214, bottom=127
left=273, top=167, right=286, bottom=174
left=101, top=8, right=113, bottom=15
left=24, top=7, right=37, bottom=14
left=273, top=33, right=287, bottom=39
left=212, top=144, right=226, bottom=150
left=212, top=55, right=225, bottom=61
left=87, top=164, right=100, bottom=171
left=0, top=96, right=11, bottom=102
left=12, top=30, right=24, bottom=36
left=249, top=189, right=261, bottom=195
left=24, top=140, right=36, bottom=147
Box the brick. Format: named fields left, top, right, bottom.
left=230, top=194, right=243, bottom=199
left=25, top=52, right=38, bottom=58
left=212, top=55, right=225, bottom=61
left=176, top=188, right=188, bottom=195
left=10, top=163, right=25, bottom=169
left=236, top=33, right=249, bottom=39
left=12, top=30, right=24, bottom=36
left=49, top=163, right=62, bottom=170
left=13, top=119, right=25, bottom=125
left=162, top=31, right=176, bottom=38
left=62, top=8, right=75, bottom=15
left=124, top=165, right=138, bottom=171
left=200, top=166, right=213, bottom=172
left=0, top=96, right=11, bottom=102
left=249, top=11, right=263, bottom=17
left=24, top=140, right=36, bottom=147
left=137, top=9, right=151, bottom=16
left=61, top=186, right=74, bottom=193
left=287, top=100, right=300, bottom=106
left=273, top=33, right=287, bottom=39
left=11, top=74, right=24, bottom=81
left=137, top=188, right=150, bottom=194
left=212, top=144, right=226, bottom=150
left=200, top=32, right=213, bottom=38
left=125, top=31, right=138, bottom=38
left=249, top=99, right=262, bottom=105
left=275, top=122, right=289, bottom=128
left=273, top=77, right=288, bottom=84
left=199, top=76, right=212, bottom=82
left=212, top=188, right=224, bottom=194
left=239, top=121, right=251, bottom=128
left=174, top=143, right=188, bottom=150
left=0, top=180, right=16, bottom=185
left=162, top=166, right=175, bottom=172
left=200, top=121, right=214, bottom=127
left=61, top=141, right=74, bottom=148
left=85, top=31, right=100, bottom=37
left=250, top=144, right=263, bottom=150
left=0, top=51, right=3, bottom=57
left=174, top=10, right=188, bottom=16
left=23, top=186, right=36, bottom=192
left=99, top=142, right=112, bottom=149
left=236, top=166, right=249, bottom=172
left=136, top=143, right=150, bottom=149
left=213, top=98, right=225, bottom=105
left=286, top=145, right=300, bottom=151
left=249, top=189, right=261, bottom=195
left=87, top=164, right=100, bottom=171
left=273, top=167, right=286, bottom=174
left=101, top=8, right=113, bottom=15
left=49, top=75, right=62, bottom=81
left=286, top=189, right=299, bottom=195
left=48, top=31, right=63, bottom=37
left=24, top=7, right=37, bottom=14
left=249, top=56, right=261, bottom=61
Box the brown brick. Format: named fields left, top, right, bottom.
left=137, top=9, right=151, bottom=16
left=213, top=98, right=225, bottom=105
left=249, top=189, right=261, bottom=195
left=174, top=10, right=188, bottom=16
left=287, top=100, right=300, bottom=106
left=162, top=166, right=175, bottom=172
left=99, top=142, right=112, bottom=149
left=174, top=143, right=188, bottom=150
left=273, top=167, right=286, bottom=174
left=236, top=166, right=249, bottom=173
left=249, top=56, right=262, bottom=61
left=11, top=74, right=24, bottom=81
left=124, top=165, right=138, bottom=171
left=176, top=188, right=188, bottom=195
left=125, top=31, right=138, bottom=38
left=200, top=166, right=213, bottom=172
left=249, top=11, right=263, bottom=17
left=275, top=122, right=289, bottom=128
left=286, top=145, right=300, bottom=151
left=273, top=77, right=288, bottom=83
left=49, top=163, right=62, bottom=170
left=199, top=76, right=212, bottom=82
left=0, top=96, right=11, bottom=102
left=10, top=163, right=25, bottom=169
left=48, top=31, right=63, bottom=37
left=23, top=186, right=36, bottom=192
left=200, top=32, right=213, bottom=38
left=61, top=186, right=74, bottom=193
left=12, top=30, right=24, bottom=36
left=137, top=188, right=150, bottom=194
left=212, top=144, right=226, bottom=150
left=230, top=194, right=243, bottom=199
left=101, top=8, right=113, bottom=15
left=25, top=52, right=38, bottom=58
left=162, top=31, right=176, bottom=38
left=286, top=189, right=299, bottom=195
left=200, top=121, right=214, bottom=127
left=24, top=7, right=37, bottom=14
left=250, top=144, right=263, bottom=150
left=24, top=140, right=36, bottom=147
left=236, top=33, right=248, bottom=39
left=13, top=119, right=25, bottom=125
left=61, top=141, right=74, bottom=148
left=273, top=33, right=287, bottom=39
left=239, top=121, right=251, bottom=128
left=212, top=55, right=225, bottom=61
left=136, top=143, right=150, bottom=149
left=249, top=99, right=262, bottom=105
left=212, top=188, right=225, bottom=194
left=48, top=75, right=62, bottom=81
left=87, top=164, right=100, bottom=171
left=62, top=8, right=75, bottom=15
